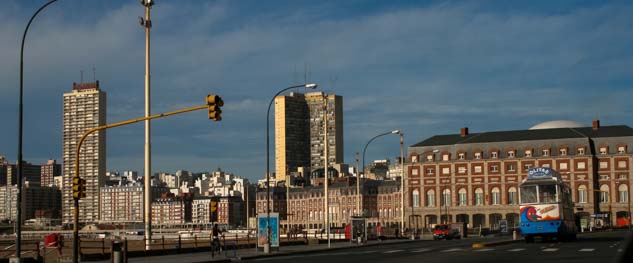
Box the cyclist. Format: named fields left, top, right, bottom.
left=211, top=223, right=223, bottom=257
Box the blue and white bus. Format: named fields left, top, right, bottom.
left=519, top=167, right=577, bottom=243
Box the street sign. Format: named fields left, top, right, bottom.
left=499, top=219, right=508, bottom=233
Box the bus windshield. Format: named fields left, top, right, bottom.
left=539, top=184, right=558, bottom=203
left=520, top=185, right=537, bottom=204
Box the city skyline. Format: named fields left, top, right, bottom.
left=1, top=1, right=633, bottom=181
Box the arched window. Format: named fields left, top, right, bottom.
left=426, top=190, right=435, bottom=207
left=475, top=188, right=484, bottom=206
left=618, top=184, right=629, bottom=203
left=412, top=189, right=420, bottom=208
left=458, top=188, right=467, bottom=206
left=600, top=185, right=609, bottom=203
left=578, top=185, right=587, bottom=203
left=491, top=187, right=501, bottom=205
left=442, top=188, right=451, bottom=206
left=508, top=187, right=517, bottom=205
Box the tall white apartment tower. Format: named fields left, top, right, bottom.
left=62, top=81, right=106, bottom=224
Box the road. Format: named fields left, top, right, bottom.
left=250, top=230, right=632, bottom=263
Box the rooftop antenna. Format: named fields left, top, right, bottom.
left=92, top=66, right=96, bottom=82
left=293, top=64, right=298, bottom=86
left=80, top=70, right=84, bottom=83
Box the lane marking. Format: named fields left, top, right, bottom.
left=383, top=250, right=404, bottom=254
left=508, top=248, right=525, bottom=252
left=411, top=248, right=432, bottom=253
left=474, top=248, right=494, bottom=252
left=441, top=248, right=463, bottom=253
left=579, top=248, right=595, bottom=252
left=542, top=248, right=559, bottom=252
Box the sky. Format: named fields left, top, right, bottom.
left=1, top=0, right=633, bottom=181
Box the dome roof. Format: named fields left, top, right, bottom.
left=529, top=120, right=585, bottom=130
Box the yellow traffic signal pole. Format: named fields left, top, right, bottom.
left=72, top=99, right=220, bottom=263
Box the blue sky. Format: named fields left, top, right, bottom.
left=1, top=0, right=633, bottom=181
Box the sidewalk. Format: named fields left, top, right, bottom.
left=92, top=239, right=417, bottom=263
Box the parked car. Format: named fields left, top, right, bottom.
left=433, top=223, right=462, bottom=240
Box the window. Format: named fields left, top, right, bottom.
left=490, top=165, right=499, bottom=172
left=618, top=146, right=626, bottom=154
left=508, top=151, right=515, bottom=158
left=411, top=155, right=418, bottom=163
left=458, top=167, right=467, bottom=174
left=542, top=163, right=551, bottom=168
left=474, top=166, right=482, bottom=173
left=474, top=152, right=482, bottom=159
left=577, top=148, right=585, bottom=155
left=507, top=164, right=516, bottom=172
left=508, top=187, right=517, bottom=205
left=426, top=168, right=434, bottom=175
left=442, top=154, right=450, bottom=161
left=559, top=162, right=568, bottom=170
left=525, top=150, right=532, bottom=157
left=412, top=168, right=419, bottom=176
left=458, top=188, right=467, bottom=206
left=560, top=148, right=567, bottom=156
left=520, top=185, right=537, bottom=204
left=618, top=174, right=628, bottom=180
left=600, top=147, right=608, bottom=155
left=458, top=153, right=465, bottom=160
left=577, top=161, right=586, bottom=169
left=426, top=154, right=434, bottom=162
left=618, top=161, right=627, bottom=169
left=491, top=152, right=498, bottom=159
left=524, top=164, right=533, bottom=171
left=542, top=149, right=549, bottom=156
left=600, top=161, right=608, bottom=169
left=426, top=190, right=435, bottom=207
left=442, top=189, right=451, bottom=206
left=491, top=187, right=501, bottom=205
left=442, top=167, right=450, bottom=175
left=578, top=185, right=587, bottom=203
left=475, top=188, right=484, bottom=206
left=539, top=184, right=557, bottom=203
left=412, top=190, right=420, bottom=208
left=600, top=185, right=609, bottom=203
left=619, top=184, right=629, bottom=203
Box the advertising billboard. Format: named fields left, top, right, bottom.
left=257, top=213, right=279, bottom=248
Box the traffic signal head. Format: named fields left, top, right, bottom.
left=206, top=94, right=224, bottom=121
left=72, top=177, right=87, bottom=199
left=210, top=201, right=218, bottom=222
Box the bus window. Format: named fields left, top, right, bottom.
left=539, top=184, right=557, bottom=203
left=520, top=185, right=537, bottom=204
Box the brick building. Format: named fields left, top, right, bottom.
left=405, top=120, right=633, bottom=229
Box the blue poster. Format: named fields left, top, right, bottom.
left=257, top=213, right=279, bottom=248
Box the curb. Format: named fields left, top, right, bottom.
left=471, top=239, right=521, bottom=249
left=194, top=239, right=419, bottom=262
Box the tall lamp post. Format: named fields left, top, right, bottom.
left=139, top=0, right=154, bottom=250
left=361, top=130, right=399, bottom=235
left=266, top=83, right=317, bottom=253
left=16, top=0, right=58, bottom=260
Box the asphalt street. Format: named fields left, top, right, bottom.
left=249, top=230, right=632, bottom=263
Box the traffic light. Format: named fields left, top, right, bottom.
left=72, top=177, right=86, bottom=199
left=206, top=94, right=224, bottom=121
left=210, top=201, right=218, bottom=222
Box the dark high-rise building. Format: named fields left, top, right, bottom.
left=41, top=159, right=61, bottom=187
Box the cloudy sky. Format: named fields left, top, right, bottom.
left=1, top=0, right=633, bottom=181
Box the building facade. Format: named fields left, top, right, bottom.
left=405, top=121, right=633, bottom=230
left=62, top=81, right=107, bottom=224
left=99, top=185, right=168, bottom=223
left=274, top=91, right=343, bottom=183
left=0, top=184, right=61, bottom=222
left=41, top=159, right=61, bottom=187
left=256, top=179, right=402, bottom=232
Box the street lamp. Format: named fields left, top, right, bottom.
left=266, top=83, right=317, bottom=253
left=16, top=0, right=58, bottom=260
left=139, top=0, right=155, bottom=250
